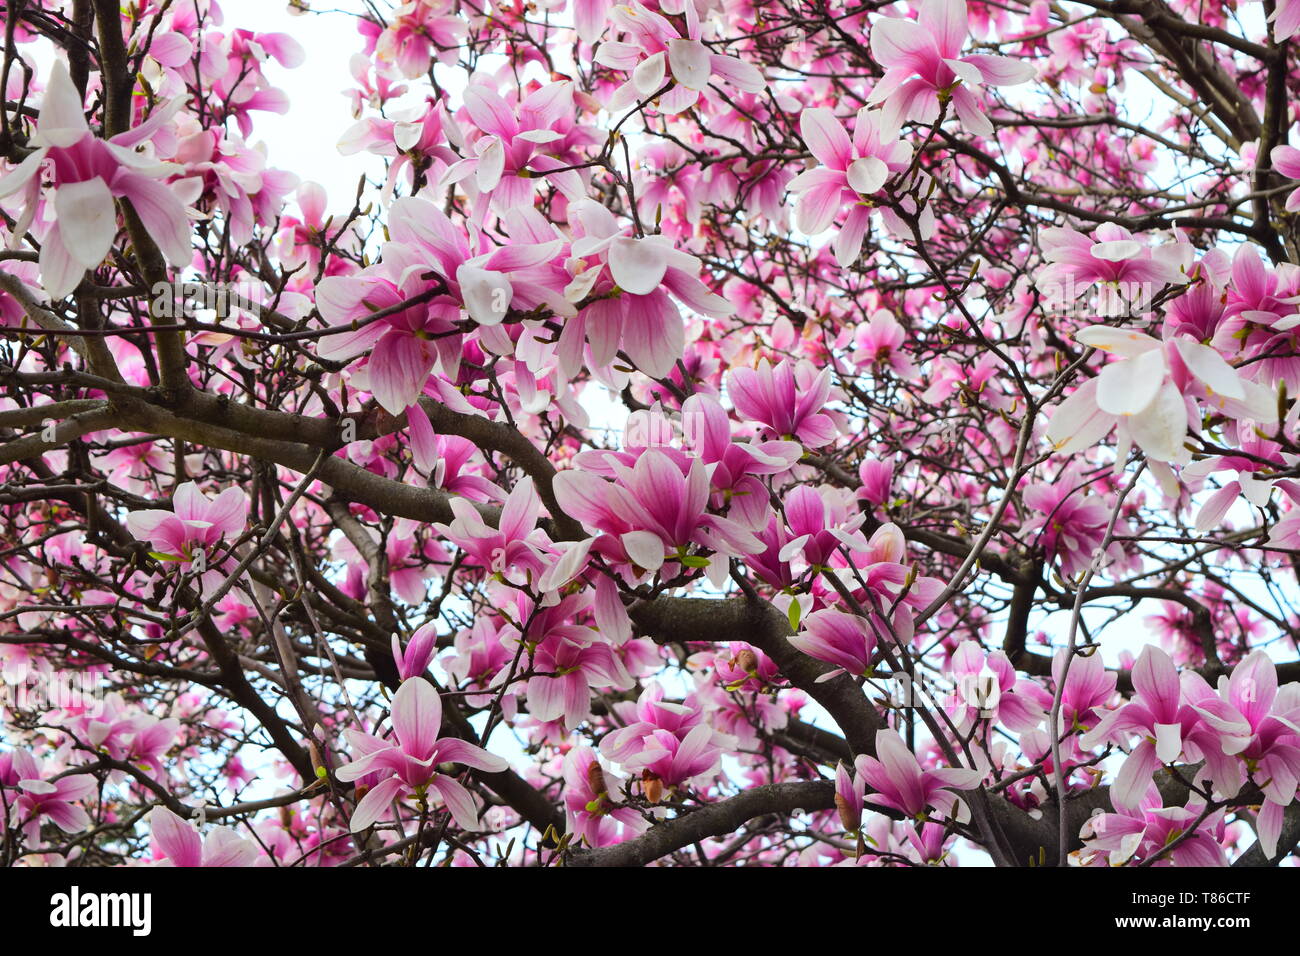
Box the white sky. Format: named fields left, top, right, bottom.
left=225, top=0, right=378, bottom=214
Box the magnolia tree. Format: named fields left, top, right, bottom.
left=3, top=0, right=1300, bottom=870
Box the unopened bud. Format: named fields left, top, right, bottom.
left=309, top=741, right=328, bottom=780
left=642, top=771, right=664, bottom=804
left=734, top=649, right=759, bottom=674
left=586, top=760, right=607, bottom=796
left=834, top=792, right=858, bottom=832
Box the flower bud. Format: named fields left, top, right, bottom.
left=586, top=760, right=607, bottom=797
left=309, top=741, right=328, bottom=780
left=642, top=771, right=664, bottom=804
left=834, top=792, right=858, bottom=832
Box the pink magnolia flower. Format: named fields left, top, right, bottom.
left=65, top=691, right=138, bottom=761
left=681, top=393, right=802, bottom=531
left=170, top=119, right=298, bottom=248
left=857, top=458, right=895, bottom=508
left=1036, top=223, right=1186, bottom=315
left=1079, top=787, right=1228, bottom=866
left=788, top=608, right=879, bottom=679
left=1269, top=0, right=1300, bottom=42
left=562, top=746, right=647, bottom=848
left=597, top=2, right=765, bottom=116
left=0, top=61, right=191, bottom=297
left=338, top=98, right=459, bottom=200
left=1267, top=486, right=1300, bottom=551
left=779, top=484, right=868, bottom=570
left=274, top=181, right=354, bottom=277
left=807, top=523, right=944, bottom=616
left=1162, top=266, right=1228, bottom=342
left=1052, top=647, right=1118, bottom=735
left=728, top=358, right=837, bottom=447
left=65, top=692, right=178, bottom=773
left=202, top=29, right=305, bottom=138
left=557, top=199, right=733, bottom=380
left=432, top=476, right=549, bottom=584
left=553, top=448, right=761, bottom=573
left=525, top=632, right=634, bottom=731
left=426, top=433, right=508, bottom=503
left=346, top=51, right=408, bottom=116
left=868, top=0, right=1036, bottom=137
left=905, top=820, right=955, bottom=865
left=4, top=750, right=95, bottom=843
left=854, top=729, right=984, bottom=821
left=1187, top=651, right=1300, bottom=858
left=1021, top=469, right=1110, bottom=577
left=376, top=0, right=467, bottom=78
left=1211, top=244, right=1300, bottom=391
left=852, top=311, right=919, bottom=379
left=572, top=0, right=614, bottom=44
left=148, top=806, right=262, bottom=867
left=125, top=482, right=250, bottom=599
left=620, top=723, right=721, bottom=798
left=336, top=678, right=508, bottom=832
left=788, top=107, right=912, bottom=266
left=1081, top=645, right=1225, bottom=809
left=947, top=640, right=1045, bottom=733
left=1185, top=450, right=1276, bottom=534
left=99, top=438, right=173, bottom=495
left=317, top=197, right=565, bottom=414
left=601, top=683, right=706, bottom=764
left=442, top=81, right=587, bottom=210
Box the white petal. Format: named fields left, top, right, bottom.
left=1173, top=338, right=1244, bottom=402
left=476, top=137, right=505, bottom=193
left=633, top=52, right=667, bottom=96
left=1075, top=325, right=1162, bottom=357
left=846, top=156, right=889, bottom=195
left=1128, top=381, right=1189, bottom=462
left=621, top=530, right=665, bottom=571
left=456, top=264, right=512, bottom=326
left=1047, top=378, right=1113, bottom=454
left=1154, top=722, right=1182, bottom=763
left=53, top=178, right=116, bottom=269
left=608, top=237, right=669, bottom=295
left=1090, top=239, right=1142, bottom=261
left=36, top=61, right=91, bottom=148
left=1095, top=348, right=1165, bottom=416
left=667, top=39, right=712, bottom=92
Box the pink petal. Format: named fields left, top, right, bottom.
left=799, top=108, right=853, bottom=170
left=390, top=677, right=443, bottom=761
left=349, top=775, right=406, bottom=832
